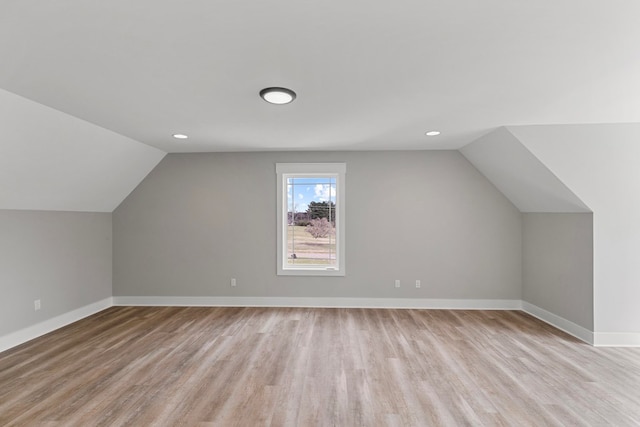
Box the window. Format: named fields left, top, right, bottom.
left=276, top=163, right=346, bottom=276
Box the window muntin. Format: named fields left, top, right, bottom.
left=276, top=163, right=345, bottom=276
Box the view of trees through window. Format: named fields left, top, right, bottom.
left=286, top=177, right=337, bottom=266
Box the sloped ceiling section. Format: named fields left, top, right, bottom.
left=0, top=88, right=165, bottom=212
left=506, top=123, right=640, bottom=214
left=460, top=127, right=590, bottom=213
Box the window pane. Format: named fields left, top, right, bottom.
left=286, top=175, right=337, bottom=266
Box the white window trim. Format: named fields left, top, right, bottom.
left=276, top=163, right=346, bottom=276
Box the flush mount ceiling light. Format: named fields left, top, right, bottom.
left=425, top=131, right=441, bottom=136
left=260, top=87, right=296, bottom=105
left=172, top=133, right=189, bottom=139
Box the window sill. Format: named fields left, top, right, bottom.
left=277, top=267, right=345, bottom=277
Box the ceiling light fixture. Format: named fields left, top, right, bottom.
left=425, top=131, right=441, bottom=136
left=172, top=134, right=189, bottom=139
left=260, top=87, right=296, bottom=105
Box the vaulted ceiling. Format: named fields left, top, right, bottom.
left=1, top=1, right=639, bottom=211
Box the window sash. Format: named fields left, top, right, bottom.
left=285, top=173, right=338, bottom=269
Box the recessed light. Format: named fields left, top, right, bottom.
left=260, top=87, right=296, bottom=105
left=172, top=134, right=189, bottom=139
left=425, top=131, right=441, bottom=136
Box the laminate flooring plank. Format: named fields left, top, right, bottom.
left=2, top=307, right=640, bottom=426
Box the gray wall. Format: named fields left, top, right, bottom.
left=0, top=210, right=112, bottom=336
left=522, top=213, right=593, bottom=330
left=113, top=151, right=522, bottom=300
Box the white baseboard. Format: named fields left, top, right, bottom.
left=593, top=332, right=640, bottom=347
left=112, top=296, right=522, bottom=310
left=521, top=301, right=594, bottom=345
left=0, top=297, right=113, bottom=354
left=6, top=296, right=638, bottom=350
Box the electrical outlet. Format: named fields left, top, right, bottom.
left=231, top=278, right=236, bottom=287
left=415, top=280, right=421, bottom=289
left=34, top=299, right=41, bottom=311
left=394, top=279, right=400, bottom=288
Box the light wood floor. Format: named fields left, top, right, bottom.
left=1, top=307, right=640, bottom=426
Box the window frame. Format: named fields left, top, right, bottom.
left=276, top=163, right=346, bottom=276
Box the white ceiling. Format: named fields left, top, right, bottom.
left=1, top=0, right=639, bottom=153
